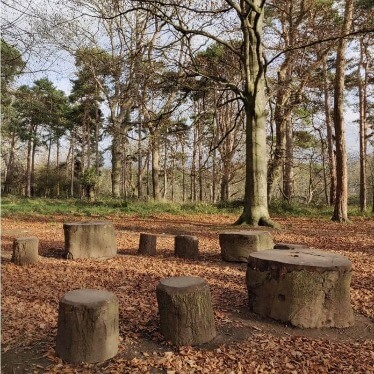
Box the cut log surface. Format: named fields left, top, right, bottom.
left=156, top=276, right=216, bottom=345
left=219, top=230, right=274, bottom=262
left=274, top=242, right=309, bottom=250
left=174, top=235, right=199, bottom=259
left=55, top=289, right=119, bottom=364
left=138, top=233, right=157, bottom=255
left=63, top=221, right=116, bottom=260
left=246, top=249, right=354, bottom=328
left=12, top=236, right=39, bottom=265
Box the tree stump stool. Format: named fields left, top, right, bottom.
left=174, top=235, right=199, bottom=259
left=56, top=289, right=119, bottom=363
left=274, top=243, right=309, bottom=250
left=156, top=276, right=216, bottom=345
left=12, top=237, right=39, bottom=265
left=246, top=249, right=354, bottom=328
left=63, top=221, right=117, bottom=259
left=219, top=230, right=274, bottom=262
left=138, top=233, right=157, bottom=255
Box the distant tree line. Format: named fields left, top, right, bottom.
left=1, top=0, right=373, bottom=221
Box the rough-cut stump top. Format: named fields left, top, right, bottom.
left=158, top=276, right=205, bottom=292
left=249, top=249, right=352, bottom=272
left=61, top=289, right=117, bottom=307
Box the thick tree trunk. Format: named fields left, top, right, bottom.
left=332, top=0, right=354, bottom=222
left=236, top=3, right=274, bottom=227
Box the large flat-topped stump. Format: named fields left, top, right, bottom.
left=156, top=276, right=216, bottom=345
left=12, top=236, right=39, bottom=265
left=246, top=249, right=354, bottom=328
left=56, top=289, right=119, bottom=363
left=174, top=235, right=199, bottom=259
left=219, top=230, right=274, bottom=262
left=63, top=221, right=116, bottom=259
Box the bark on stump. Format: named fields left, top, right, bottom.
left=246, top=249, right=354, bottom=328
left=156, top=276, right=216, bottom=345
left=174, top=235, right=199, bottom=259
left=274, top=243, right=309, bottom=250
left=12, top=236, right=39, bottom=265
left=63, top=221, right=117, bottom=259
left=55, top=289, right=119, bottom=363
left=138, top=233, right=157, bottom=255
left=219, top=231, right=274, bottom=262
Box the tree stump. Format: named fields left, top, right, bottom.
left=55, top=289, right=119, bottom=363
left=138, top=233, right=157, bottom=255
left=63, top=221, right=117, bottom=259
left=156, top=276, right=216, bottom=345
left=246, top=249, right=354, bottom=328
left=274, top=242, right=309, bottom=250
left=219, top=230, right=274, bottom=262
left=12, top=237, right=39, bottom=265
left=174, top=235, right=199, bottom=259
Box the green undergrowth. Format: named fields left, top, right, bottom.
left=1, top=196, right=372, bottom=219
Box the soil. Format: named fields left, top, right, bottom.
left=1, top=213, right=373, bottom=373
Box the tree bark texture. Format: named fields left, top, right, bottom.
left=332, top=0, right=354, bottom=222
left=246, top=249, right=354, bottom=328
left=12, top=237, right=39, bottom=265
left=56, top=289, right=119, bottom=363
left=219, top=230, right=274, bottom=262
left=174, top=235, right=199, bottom=259
left=156, top=276, right=216, bottom=345
left=63, top=221, right=117, bottom=259
left=138, top=233, right=157, bottom=255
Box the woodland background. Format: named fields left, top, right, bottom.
left=1, top=0, right=373, bottom=220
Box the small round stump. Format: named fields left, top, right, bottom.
left=63, top=221, right=117, bottom=260
left=219, top=230, right=274, bottom=262
left=156, top=276, right=216, bottom=345
left=138, top=233, right=157, bottom=255
left=174, top=235, right=199, bottom=259
left=56, top=289, right=119, bottom=363
left=246, top=249, right=354, bottom=328
left=12, top=236, right=39, bottom=265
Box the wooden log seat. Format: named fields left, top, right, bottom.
left=12, top=236, right=39, bottom=265
left=219, top=230, right=274, bottom=262
left=156, top=276, right=216, bottom=345
left=246, top=249, right=354, bottom=328
left=55, top=289, right=119, bottom=363
left=63, top=221, right=117, bottom=259
left=174, top=235, right=199, bottom=259
left=138, top=233, right=158, bottom=255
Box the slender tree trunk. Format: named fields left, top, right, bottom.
left=151, top=132, right=161, bottom=200
left=56, top=139, right=60, bottom=196
left=4, top=131, right=16, bottom=194
left=31, top=138, right=37, bottom=197
left=45, top=137, right=52, bottom=197
left=323, top=57, right=336, bottom=206
left=332, top=0, right=354, bottom=222
left=26, top=137, right=32, bottom=197
left=137, top=121, right=143, bottom=199
left=163, top=137, right=167, bottom=200
left=111, top=122, right=122, bottom=197
left=283, top=121, right=294, bottom=202
left=181, top=140, right=186, bottom=202
left=358, top=37, right=367, bottom=212
left=71, top=133, right=75, bottom=197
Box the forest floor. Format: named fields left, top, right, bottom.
left=1, top=213, right=373, bottom=373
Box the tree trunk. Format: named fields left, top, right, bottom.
left=151, top=132, right=161, bottom=200
left=283, top=121, right=294, bottom=202
left=70, top=133, right=75, bottom=197
left=236, top=3, right=274, bottom=226
left=56, top=139, right=60, bottom=196
left=358, top=37, right=367, bottom=213
left=4, top=131, right=16, bottom=194
left=137, top=121, right=143, bottom=199
left=111, top=122, right=122, bottom=198
left=323, top=57, right=337, bottom=206
left=332, top=0, right=354, bottom=222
